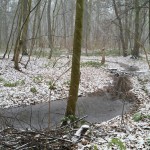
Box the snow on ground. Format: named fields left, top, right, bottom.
left=0, top=56, right=112, bottom=108
left=81, top=56, right=150, bottom=150
left=88, top=78, right=150, bottom=150
left=0, top=55, right=150, bottom=149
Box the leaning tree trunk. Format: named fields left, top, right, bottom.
left=65, top=0, right=84, bottom=116
left=3, top=1, right=19, bottom=59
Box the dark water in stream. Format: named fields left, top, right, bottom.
left=0, top=92, right=133, bottom=130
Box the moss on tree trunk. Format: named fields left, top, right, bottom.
left=65, top=0, right=84, bottom=116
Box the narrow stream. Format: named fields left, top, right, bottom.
left=0, top=92, right=134, bottom=130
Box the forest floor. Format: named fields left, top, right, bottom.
left=0, top=55, right=150, bottom=149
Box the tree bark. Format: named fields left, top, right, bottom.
left=3, top=1, right=19, bottom=59
left=65, top=0, right=84, bottom=116
left=0, top=4, right=2, bottom=50
left=124, top=0, right=129, bottom=50
left=22, top=0, right=31, bottom=55
left=47, top=0, right=53, bottom=59
left=112, top=0, right=127, bottom=57
left=14, top=2, right=23, bottom=68
left=132, top=0, right=140, bottom=58
left=14, top=0, right=41, bottom=70
left=149, top=0, right=150, bottom=46
left=149, top=2, right=150, bottom=46
left=62, top=0, right=67, bottom=48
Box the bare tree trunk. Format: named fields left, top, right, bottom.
left=87, top=0, right=92, bottom=50
left=37, top=2, right=42, bottom=48
left=3, top=0, right=8, bottom=48
left=0, top=0, right=9, bottom=50
left=132, top=0, right=140, bottom=58
left=47, top=0, right=53, bottom=59
left=65, top=0, right=84, bottom=116
left=14, top=0, right=32, bottom=70
left=13, top=0, right=24, bottom=70
left=101, top=48, right=105, bottom=64
left=31, top=0, right=38, bottom=48
left=128, top=9, right=133, bottom=51
left=3, top=1, right=19, bottom=59
left=0, top=3, right=2, bottom=50
left=62, top=0, right=67, bottom=48
left=22, top=0, right=31, bottom=55
left=124, top=0, right=129, bottom=50
left=70, top=0, right=75, bottom=36
left=149, top=1, right=150, bottom=46
left=14, top=40, right=23, bottom=70
left=14, top=0, right=42, bottom=70
left=112, top=0, right=127, bottom=57
left=83, top=0, right=89, bottom=56
left=25, top=0, right=45, bottom=68
left=51, top=0, right=58, bottom=47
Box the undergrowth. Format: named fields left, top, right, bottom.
left=3, top=79, right=25, bottom=87
left=30, top=87, right=37, bottom=93
left=0, top=77, right=5, bottom=82
left=108, top=138, right=126, bottom=150
left=33, top=75, right=43, bottom=83
left=132, top=112, right=150, bottom=122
